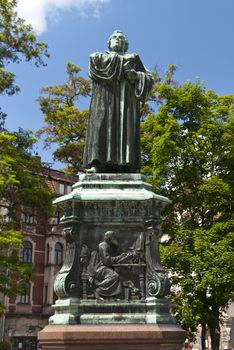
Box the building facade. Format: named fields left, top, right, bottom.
left=0, top=168, right=77, bottom=350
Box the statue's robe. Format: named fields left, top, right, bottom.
left=83, top=51, right=153, bottom=172
left=87, top=241, right=122, bottom=297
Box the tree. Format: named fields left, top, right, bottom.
left=0, top=0, right=50, bottom=314
left=0, top=0, right=49, bottom=96
left=0, top=128, right=53, bottom=314
left=141, top=78, right=234, bottom=350
left=37, top=61, right=91, bottom=174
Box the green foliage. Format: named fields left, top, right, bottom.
left=0, top=129, right=53, bottom=216
left=0, top=0, right=49, bottom=95
left=0, top=129, right=53, bottom=314
left=162, top=222, right=234, bottom=326
left=141, top=73, right=234, bottom=350
left=37, top=61, right=91, bottom=174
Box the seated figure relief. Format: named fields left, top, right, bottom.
left=80, top=231, right=146, bottom=301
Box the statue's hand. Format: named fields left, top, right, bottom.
left=123, top=54, right=136, bottom=61
left=114, top=252, right=130, bottom=263
left=125, top=69, right=138, bottom=84
left=123, top=54, right=136, bottom=70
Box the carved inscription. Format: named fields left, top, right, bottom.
left=73, top=201, right=160, bottom=222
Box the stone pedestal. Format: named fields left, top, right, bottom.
left=38, top=324, right=186, bottom=350
left=50, top=174, right=173, bottom=325
left=39, top=173, right=186, bottom=349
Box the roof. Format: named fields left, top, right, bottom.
left=42, top=167, right=79, bottom=184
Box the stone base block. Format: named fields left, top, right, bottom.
left=49, top=297, right=175, bottom=325
left=38, top=324, right=186, bottom=350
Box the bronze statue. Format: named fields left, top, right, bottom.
left=83, top=30, right=154, bottom=173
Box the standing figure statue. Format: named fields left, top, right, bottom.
left=83, top=30, right=154, bottom=173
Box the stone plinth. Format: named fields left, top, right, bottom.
left=38, top=324, right=186, bottom=350
left=40, top=173, right=186, bottom=349
left=50, top=174, right=173, bottom=325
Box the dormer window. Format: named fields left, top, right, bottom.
left=58, top=183, right=65, bottom=195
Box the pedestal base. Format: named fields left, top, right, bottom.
left=49, top=297, right=175, bottom=325
left=38, top=324, right=186, bottom=350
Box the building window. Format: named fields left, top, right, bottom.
left=55, top=210, right=61, bottom=224
left=54, top=242, right=63, bottom=265
left=18, top=282, right=30, bottom=304
left=67, top=185, right=72, bottom=194
left=21, top=212, right=36, bottom=224
left=13, top=339, right=37, bottom=350
left=49, top=210, right=62, bottom=225
left=20, top=241, right=32, bottom=263
left=58, top=183, right=65, bottom=195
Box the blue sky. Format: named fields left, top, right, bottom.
left=1, top=0, right=234, bottom=168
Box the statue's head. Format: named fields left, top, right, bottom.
left=108, top=30, right=129, bottom=54
left=104, top=231, right=118, bottom=245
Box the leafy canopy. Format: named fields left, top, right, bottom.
left=37, top=61, right=91, bottom=174
left=141, top=77, right=234, bottom=350
left=0, top=0, right=49, bottom=96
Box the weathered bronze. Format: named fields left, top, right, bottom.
left=86, top=231, right=129, bottom=300
left=50, top=173, right=173, bottom=325
left=83, top=30, right=153, bottom=173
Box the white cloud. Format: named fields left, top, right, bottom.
left=17, top=0, right=110, bottom=35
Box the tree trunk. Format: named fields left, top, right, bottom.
left=209, top=318, right=220, bottom=350
left=201, top=323, right=206, bottom=350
